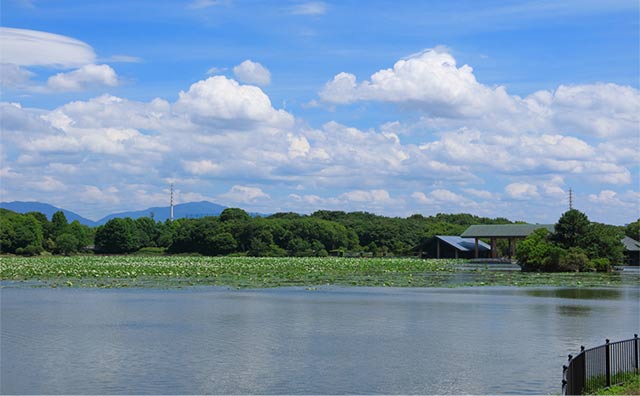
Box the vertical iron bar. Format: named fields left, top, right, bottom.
left=605, top=339, right=611, bottom=387
left=581, top=345, right=585, bottom=392
left=633, top=334, right=640, bottom=374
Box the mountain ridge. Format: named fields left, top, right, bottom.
left=0, top=201, right=258, bottom=226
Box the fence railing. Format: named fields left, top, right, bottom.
left=563, top=334, right=639, bottom=395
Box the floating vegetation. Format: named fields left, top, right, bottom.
left=0, top=256, right=637, bottom=289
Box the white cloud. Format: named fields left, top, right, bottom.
left=219, top=185, right=271, bottom=204
left=320, top=48, right=516, bottom=117
left=0, top=27, right=96, bottom=68
left=233, top=60, right=271, bottom=86
left=175, top=76, right=292, bottom=127
left=0, top=63, right=34, bottom=88
left=320, top=48, right=640, bottom=142
left=551, top=83, right=640, bottom=138
left=46, top=64, right=118, bottom=92
left=182, top=160, right=222, bottom=175
left=505, top=183, right=539, bottom=200
left=290, top=1, right=327, bottom=15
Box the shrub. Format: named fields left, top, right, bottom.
left=590, top=258, right=612, bottom=272
left=559, top=248, right=590, bottom=272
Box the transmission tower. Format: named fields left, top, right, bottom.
left=568, top=187, right=573, bottom=210
left=170, top=184, right=174, bottom=222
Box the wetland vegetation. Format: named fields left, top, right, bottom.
left=1, top=256, right=638, bottom=289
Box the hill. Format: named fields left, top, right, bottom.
left=96, top=201, right=228, bottom=224
left=0, top=201, right=98, bottom=227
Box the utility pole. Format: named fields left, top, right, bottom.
left=170, top=184, right=174, bottom=222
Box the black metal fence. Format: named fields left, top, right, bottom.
left=563, top=334, right=639, bottom=395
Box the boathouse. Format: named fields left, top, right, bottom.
left=460, top=224, right=555, bottom=259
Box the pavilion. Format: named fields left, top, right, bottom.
left=460, top=224, right=555, bottom=259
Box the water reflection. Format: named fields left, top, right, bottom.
left=1, top=286, right=638, bottom=395
left=525, top=288, right=623, bottom=300
left=556, top=305, right=592, bottom=317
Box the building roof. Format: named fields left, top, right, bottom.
left=621, top=236, right=640, bottom=252
left=435, top=235, right=490, bottom=252
left=460, top=224, right=555, bottom=238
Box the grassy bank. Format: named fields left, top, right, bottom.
left=589, top=374, right=640, bottom=395
left=2, top=256, right=638, bottom=289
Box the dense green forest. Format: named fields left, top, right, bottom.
left=1, top=207, right=638, bottom=261
left=0, top=207, right=511, bottom=256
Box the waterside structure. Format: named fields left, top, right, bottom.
left=460, top=224, right=555, bottom=259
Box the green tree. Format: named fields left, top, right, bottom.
left=208, top=232, right=237, bottom=255
left=219, top=208, right=250, bottom=223
left=51, top=211, right=68, bottom=240
left=95, top=218, right=140, bottom=253
left=552, top=209, right=590, bottom=249
left=625, top=219, right=640, bottom=240
left=516, top=228, right=554, bottom=271
left=581, top=223, right=624, bottom=267
left=55, top=233, right=80, bottom=255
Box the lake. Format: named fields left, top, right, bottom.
left=1, top=286, right=638, bottom=394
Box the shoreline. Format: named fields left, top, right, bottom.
left=2, top=256, right=638, bottom=289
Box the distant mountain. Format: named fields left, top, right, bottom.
left=0, top=201, right=98, bottom=227
left=1, top=200, right=266, bottom=227
left=96, top=201, right=228, bottom=224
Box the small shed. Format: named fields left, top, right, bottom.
left=621, top=236, right=640, bottom=266
left=422, top=235, right=491, bottom=259
left=460, top=224, right=555, bottom=259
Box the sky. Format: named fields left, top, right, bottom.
left=0, top=0, right=639, bottom=225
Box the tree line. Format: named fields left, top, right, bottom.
left=1, top=207, right=511, bottom=257
left=2, top=207, right=638, bottom=265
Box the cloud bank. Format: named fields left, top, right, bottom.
left=1, top=46, right=638, bottom=224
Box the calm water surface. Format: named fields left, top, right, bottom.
left=1, top=286, right=639, bottom=395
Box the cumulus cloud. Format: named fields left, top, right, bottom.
left=46, top=64, right=118, bottom=92
left=0, top=27, right=95, bottom=68
left=320, top=47, right=640, bottom=141
left=2, top=51, right=637, bottom=224
left=233, top=60, right=271, bottom=86
left=175, top=76, right=292, bottom=127
left=320, top=48, right=516, bottom=117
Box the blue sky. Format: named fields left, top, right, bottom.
left=1, top=0, right=639, bottom=224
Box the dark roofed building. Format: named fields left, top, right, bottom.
left=622, top=236, right=640, bottom=266
left=421, top=235, right=491, bottom=259
left=460, top=224, right=555, bottom=259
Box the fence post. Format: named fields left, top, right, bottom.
left=580, top=345, right=586, bottom=393
left=635, top=334, right=639, bottom=374
left=605, top=339, right=611, bottom=387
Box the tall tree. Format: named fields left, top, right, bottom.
left=552, top=209, right=590, bottom=249
left=95, top=218, right=140, bottom=253
left=51, top=211, right=68, bottom=240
